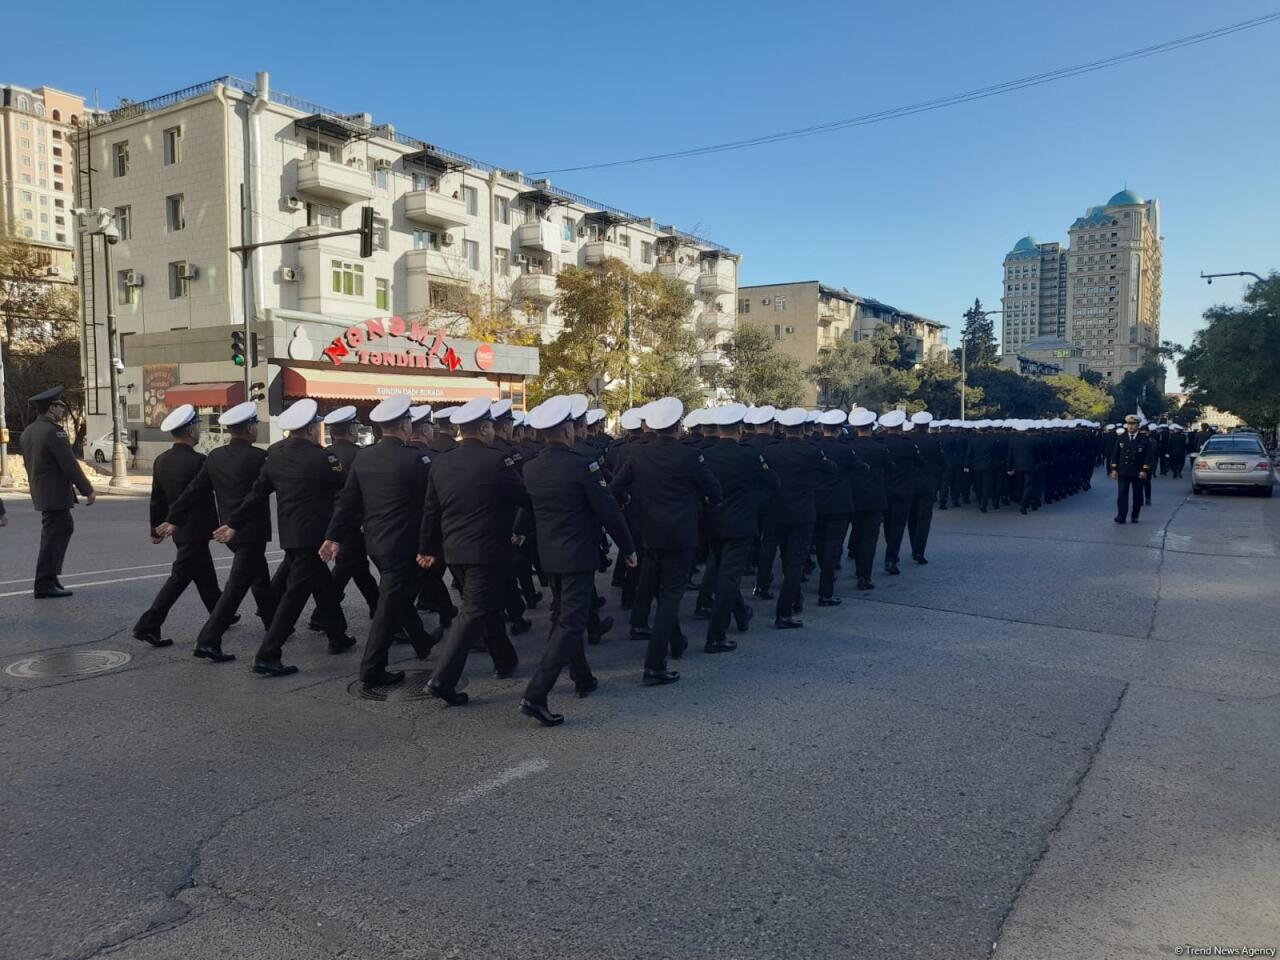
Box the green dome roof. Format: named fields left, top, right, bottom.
left=1107, top=189, right=1144, bottom=206
left=1011, top=235, right=1039, bottom=254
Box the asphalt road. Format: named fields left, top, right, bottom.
left=1, top=470, right=1277, bottom=960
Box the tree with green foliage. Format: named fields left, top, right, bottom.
left=1107, top=361, right=1168, bottom=423
left=808, top=337, right=917, bottom=412
left=953, top=298, right=999, bottom=370
left=1043, top=373, right=1111, bottom=420
left=717, top=321, right=806, bottom=407
left=905, top=356, right=975, bottom=418
left=966, top=367, right=1061, bottom=419
left=1178, top=273, right=1280, bottom=433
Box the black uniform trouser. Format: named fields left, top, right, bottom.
left=756, top=513, right=780, bottom=590
left=431, top=563, right=518, bottom=690
left=1141, top=474, right=1152, bottom=504
left=630, top=546, right=658, bottom=630
left=195, top=541, right=276, bottom=649
left=34, top=509, right=75, bottom=592
left=907, top=492, right=935, bottom=559
left=882, top=495, right=911, bottom=565
left=641, top=547, right=693, bottom=671
left=361, top=554, right=434, bottom=682
left=816, top=514, right=849, bottom=600
left=417, top=563, right=455, bottom=625
left=332, top=531, right=379, bottom=615
left=974, top=469, right=999, bottom=510
left=1032, top=468, right=1046, bottom=506
left=257, top=548, right=347, bottom=662
left=1116, top=475, right=1143, bottom=520
left=849, top=510, right=882, bottom=581
left=1012, top=472, right=1035, bottom=511
left=134, top=540, right=221, bottom=637
left=524, top=572, right=594, bottom=705
left=775, top=521, right=812, bottom=621
left=705, top=537, right=751, bottom=643
left=1170, top=454, right=1185, bottom=478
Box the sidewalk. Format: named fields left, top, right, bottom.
left=1, top=455, right=152, bottom=499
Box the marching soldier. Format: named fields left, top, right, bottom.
left=1110, top=415, right=1152, bottom=524
left=407, top=405, right=456, bottom=629
left=847, top=409, right=888, bottom=590
left=965, top=420, right=1001, bottom=513
left=907, top=411, right=944, bottom=563
left=1006, top=420, right=1039, bottom=515
left=160, top=401, right=276, bottom=662
left=19, top=385, right=96, bottom=597
left=1168, top=424, right=1188, bottom=478
left=214, top=398, right=356, bottom=677
left=876, top=410, right=917, bottom=575
left=133, top=404, right=222, bottom=648
left=814, top=409, right=858, bottom=606
left=320, top=406, right=379, bottom=622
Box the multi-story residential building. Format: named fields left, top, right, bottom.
left=1000, top=237, right=1067, bottom=353
left=73, top=73, right=738, bottom=464
left=0, top=84, right=94, bottom=280
left=737, top=281, right=947, bottom=403
left=1065, top=189, right=1161, bottom=383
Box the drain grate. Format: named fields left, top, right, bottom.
left=346, top=669, right=467, bottom=703
left=5, top=649, right=132, bottom=679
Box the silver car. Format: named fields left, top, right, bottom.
left=1191, top=435, right=1276, bottom=496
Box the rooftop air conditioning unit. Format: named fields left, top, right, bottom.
left=284, top=195, right=302, bottom=211
left=124, top=270, right=143, bottom=287
left=178, top=265, right=199, bottom=281
left=441, top=232, right=455, bottom=246
left=515, top=254, right=528, bottom=265
left=280, top=267, right=299, bottom=282
left=373, top=158, right=392, bottom=171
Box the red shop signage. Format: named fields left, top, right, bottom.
left=323, top=316, right=462, bottom=371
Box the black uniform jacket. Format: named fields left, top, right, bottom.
left=816, top=437, right=861, bottom=515
left=149, top=444, right=216, bottom=543
left=518, top=443, right=634, bottom=574
left=419, top=439, right=529, bottom=565
left=327, top=436, right=431, bottom=558
left=19, top=418, right=94, bottom=511
left=1110, top=433, right=1153, bottom=477
left=966, top=434, right=1002, bottom=472
left=1006, top=434, right=1039, bottom=472
left=880, top=434, right=919, bottom=499
left=608, top=434, right=721, bottom=551
left=230, top=435, right=345, bottom=549
left=912, top=432, right=946, bottom=494
left=168, top=438, right=271, bottom=543
left=761, top=438, right=833, bottom=526
left=702, top=437, right=779, bottom=540
left=848, top=436, right=890, bottom=513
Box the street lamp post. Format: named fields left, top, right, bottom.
left=1200, top=270, right=1265, bottom=285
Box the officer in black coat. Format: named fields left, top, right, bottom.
left=320, top=406, right=379, bottom=621
left=1168, top=425, right=1188, bottom=478
left=1006, top=421, right=1039, bottom=514
left=877, top=410, right=918, bottom=575
left=965, top=421, right=1002, bottom=513
left=847, top=410, right=889, bottom=589
left=417, top=397, right=530, bottom=705
left=161, top=401, right=276, bottom=660
left=323, top=396, right=436, bottom=690
left=515, top=396, right=636, bottom=726
left=408, top=405, right=456, bottom=628
left=216, top=398, right=356, bottom=676
left=133, top=404, right=222, bottom=648
left=609, top=397, right=722, bottom=684
left=1110, top=416, right=1153, bottom=523
left=18, top=385, right=96, bottom=597
left=906, top=412, right=945, bottom=563
left=813, top=409, right=861, bottom=605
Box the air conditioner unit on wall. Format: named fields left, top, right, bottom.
left=179, top=265, right=199, bottom=281
left=280, top=267, right=299, bottom=282
left=284, top=195, right=302, bottom=211
left=124, top=270, right=143, bottom=287
left=442, top=232, right=455, bottom=246
left=373, top=158, right=392, bottom=171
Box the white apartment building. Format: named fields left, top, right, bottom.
left=1000, top=237, right=1067, bottom=353
left=74, top=73, right=739, bottom=464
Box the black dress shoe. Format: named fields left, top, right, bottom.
left=1130, top=516, right=1140, bottom=523
left=587, top=616, right=614, bottom=644
left=885, top=562, right=900, bottom=575
left=34, top=586, right=75, bottom=599
left=134, top=631, right=173, bottom=648
left=574, top=676, right=598, bottom=698
left=426, top=680, right=469, bottom=705
left=693, top=607, right=711, bottom=620
left=913, top=556, right=928, bottom=565
left=519, top=699, right=564, bottom=727
left=793, top=599, right=803, bottom=614
left=752, top=587, right=773, bottom=600
left=736, top=606, right=754, bottom=633
left=1114, top=516, right=1126, bottom=524
left=773, top=617, right=803, bottom=629
left=252, top=658, right=298, bottom=677
left=411, top=635, right=436, bottom=660
left=818, top=597, right=842, bottom=607
left=630, top=627, right=652, bottom=641
left=642, top=669, right=680, bottom=686
left=704, top=639, right=737, bottom=653
left=362, top=670, right=405, bottom=690
left=193, top=646, right=236, bottom=663
left=228, top=614, right=241, bottom=626
left=493, top=659, right=519, bottom=679
left=327, top=635, right=357, bottom=655
left=856, top=578, right=874, bottom=591
left=509, top=618, right=532, bottom=636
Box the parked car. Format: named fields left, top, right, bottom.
left=1191, top=434, right=1275, bottom=496
left=87, top=432, right=114, bottom=463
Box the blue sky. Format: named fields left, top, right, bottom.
left=9, top=0, right=1278, bottom=385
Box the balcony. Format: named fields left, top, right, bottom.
left=295, top=226, right=372, bottom=319
left=583, top=239, right=628, bottom=265
left=404, top=189, right=469, bottom=228
left=405, top=246, right=467, bottom=281
left=514, top=220, right=562, bottom=253
left=697, top=310, right=734, bottom=335
left=293, top=155, right=375, bottom=206
left=698, top=349, right=729, bottom=369
left=695, top=260, right=736, bottom=299
left=512, top=271, right=557, bottom=304
left=657, top=260, right=697, bottom=285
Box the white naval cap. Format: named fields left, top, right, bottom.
left=370, top=396, right=412, bottom=424
left=512, top=411, right=525, bottom=427
left=805, top=410, right=821, bottom=423
left=775, top=406, right=808, bottom=428
left=818, top=409, right=847, bottom=426
left=1014, top=420, right=1030, bottom=432
left=902, top=420, right=915, bottom=432
left=160, top=403, right=199, bottom=434
left=849, top=408, right=877, bottom=427
left=279, top=398, right=322, bottom=432
left=525, top=395, right=573, bottom=431
left=682, top=408, right=706, bottom=430
left=586, top=408, right=607, bottom=426
left=489, top=399, right=514, bottom=420
left=637, top=400, right=661, bottom=424
left=433, top=406, right=454, bottom=422
left=410, top=404, right=433, bottom=425
left=218, top=401, right=259, bottom=427
left=879, top=409, right=906, bottom=428
left=646, top=396, right=684, bottom=431
left=715, top=402, right=748, bottom=426
left=567, top=394, right=589, bottom=420
left=323, top=405, right=358, bottom=426
left=911, top=411, right=934, bottom=425
left=619, top=408, right=643, bottom=431
left=451, top=396, right=494, bottom=426
left=743, top=405, right=775, bottom=426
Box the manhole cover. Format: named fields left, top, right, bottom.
left=5, top=649, right=132, bottom=679
left=347, top=670, right=467, bottom=703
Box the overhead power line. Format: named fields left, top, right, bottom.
left=531, top=12, right=1280, bottom=176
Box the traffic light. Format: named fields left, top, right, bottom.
left=231, top=330, right=246, bottom=367
left=249, top=382, right=266, bottom=402
left=359, top=206, right=374, bottom=258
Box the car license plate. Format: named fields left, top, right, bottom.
left=1219, top=463, right=1246, bottom=471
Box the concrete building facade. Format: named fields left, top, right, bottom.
left=73, top=73, right=737, bottom=464
left=1000, top=237, right=1067, bottom=353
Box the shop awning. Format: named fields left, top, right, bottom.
left=163, top=382, right=244, bottom=407
left=282, top=366, right=500, bottom=404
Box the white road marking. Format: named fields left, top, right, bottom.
left=380, top=758, right=550, bottom=841
left=0, top=552, right=285, bottom=599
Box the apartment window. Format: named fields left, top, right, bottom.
left=52, top=129, right=62, bottom=140
left=641, top=241, right=653, bottom=265
left=117, top=270, right=135, bottom=306
left=55, top=232, right=66, bottom=244
left=464, top=239, right=480, bottom=270
left=21, top=156, right=31, bottom=167
left=562, top=217, right=575, bottom=242
left=494, top=247, right=510, bottom=273
left=494, top=196, right=511, bottom=225
left=52, top=146, right=62, bottom=158
left=330, top=259, right=365, bottom=297
left=39, top=213, right=48, bottom=223
left=114, top=205, right=132, bottom=240
left=618, top=232, right=631, bottom=251
left=305, top=136, right=339, bottom=162
left=372, top=216, right=389, bottom=251
left=773, top=295, right=787, bottom=312
left=23, top=227, right=33, bottom=238
left=306, top=202, right=341, bottom=228
left=19, top=137, right=31, bottom=149
left=55, top=199, right=64, bottom=209
left=375, top=278, right=389, bottom=311
left=112, top=141, right=129, bottom=177
left=461, top=185, right=478, bottom=216
left=412, top=229, right=439, bottom=251
left=411, top=172, right=432, bottom=192
left=38, top=195, right=48, bottom=206
left=429, top=283, right=456, bottom=309
left=40, top=230, right=49, bottom=241
left=22, top=210, right=33, bottom=220
left=738, top=298, right=750, bottom=314
left=162, top=126, right=182, bottom=165
left=53, top=181, right=62, bottom=191
left=165, top=194, right=185, bottom=232
left=21, top=190, right=32, bottom=203
left=373, top=165, right=389, bottom=190
left=773, top=324, right=783, bottom=340
left=168, top=261, right=191, bottom=299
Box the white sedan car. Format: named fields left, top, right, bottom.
left=1191, top=434, right=1275, bottom=496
